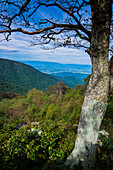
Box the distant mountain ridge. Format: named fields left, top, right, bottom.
left=51, top=72, right=89, bottom=81
left=0, top=58, right=60, bottom=93
left=0, top=58, right=83, bottom=94
left=20, top=61, right=92, bottom=76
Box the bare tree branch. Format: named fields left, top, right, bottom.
left=8, top=0, right=31, bottom=28
left=36, top=2, right=91, bottom=38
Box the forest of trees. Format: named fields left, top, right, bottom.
left=0, top=82, right=113, bottom=169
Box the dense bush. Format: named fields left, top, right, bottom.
left=0, top=86, right=113, bottom=169
left=1, top=120, right=77, bottom=170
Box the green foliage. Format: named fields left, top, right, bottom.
left=102, top=92, right=113, bottom=142
left=40, top=120, right=76, bottom=159
left=0, top=80, right=28, bottom=95
left=0, top=84, right=113, bottom=169
left=104, top=92, right=113, bottom=122
left=1, top=121, right=76, bottom=169
left=47, top=81, right=69, bottom=96
left=27, top=104, right=39, bottom=121
left=97, top=92, right=113, bottom=169
left=95, top=134, right=113, bottom=170
left=45, top=104, right=60, bottom=120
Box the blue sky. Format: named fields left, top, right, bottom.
left=0, top=2, right=91, bottom=65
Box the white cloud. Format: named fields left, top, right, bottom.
left=0, top=32, right=91, bottom=65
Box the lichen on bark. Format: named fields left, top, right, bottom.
left=65, top=100, right=107, bottom=169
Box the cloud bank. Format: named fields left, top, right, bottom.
left=0, top=33, right=91, bottom=65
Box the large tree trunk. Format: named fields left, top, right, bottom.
left=65, top=0, right=112, bottom=169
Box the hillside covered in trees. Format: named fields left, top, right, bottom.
left=0, top=83, right=113, bottom=169
left=0, top=58, right=83, bottom=94
left=0, top=58, right=59, bottom=93
left=0, top=80, right=28, bottom=95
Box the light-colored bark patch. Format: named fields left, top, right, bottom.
left=65, top=100, right=107, bottom=169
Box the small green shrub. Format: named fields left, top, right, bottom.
left=1, top=120, right=76, bottom=169
left=46, top=104, right=60, bottom=120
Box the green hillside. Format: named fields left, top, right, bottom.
left=0, top=80, right=28, bottom=95
left=0, top=58, right=59, bottom=92
left=56, top=76, right=83, bottom=88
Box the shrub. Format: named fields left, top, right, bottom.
left=1, top=120, right=77, bottom=169
left=46, top=104, right=60, bottom=120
